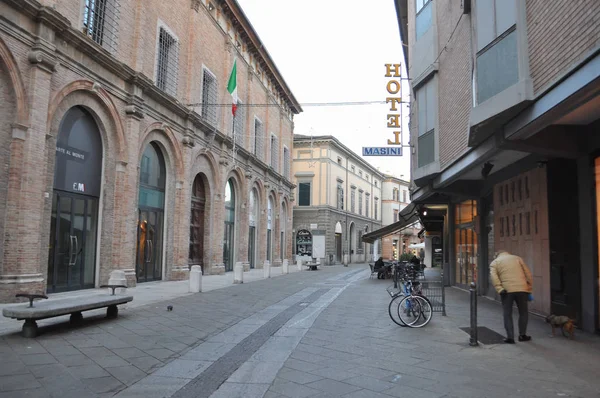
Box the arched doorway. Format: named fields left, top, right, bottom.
left=189, top=174, right=206, bottom=272
left=48, top=106, right=102, bottom=292
left=349, top=222, right=355, bottom=263
left=223, top=179, right=235, bottom=272
left=136, top=142, right=166, bottom=282
left=280, top=201, right=287, bottom=260
left=267, top=196, right=274, bottom=262
left=248, top=188, right=259, bottom=269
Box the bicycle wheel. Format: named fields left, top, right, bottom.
left=388, top=294, right=407, bottom=327
left=398, top=295, right=432, bottom=328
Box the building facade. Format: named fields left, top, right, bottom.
left=292, top=135, right=382, bottom=265
left=395, top=0, right=600, bottom=332
left=0, top=0, right=301, bottom=302
left=380, top=175, right=421, bottom=260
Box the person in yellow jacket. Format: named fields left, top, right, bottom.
left=490, top=250, right=533, bottom=344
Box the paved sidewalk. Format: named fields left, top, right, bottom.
left=2, top=264, right=600, bottom=397
left=0, top=265, right=300, bottom=335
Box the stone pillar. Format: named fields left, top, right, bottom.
left=0, top=33, right=57, bottom=302
left=189, top=265, right=202, bottom=293
left=297, top=259, right=303, bottom=271
left=234, top=262, right=244, bottom=284
left=282, top=259, right=289, bottom=274
left=263, top=261, right=271, bottom=278
left=210, top=156, right=227, bottom=275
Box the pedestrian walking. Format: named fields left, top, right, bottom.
left=490, top=250, right=533, bottom=344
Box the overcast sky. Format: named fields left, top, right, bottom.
left=236, top=0, right=411, bottom=180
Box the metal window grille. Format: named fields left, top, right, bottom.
left=351, top=190, right=355, bottom=213
left=156, top=27, right=179, bottom=97
left=366, top=197, right=369, bottom=218
left=233, top=100, right=244, bottom=146
left=83, top=0, right=120, bottom=53
left=254, top=119, right=264, bottom=160
left=375, top=200, right=378, bottom=219
left=337, top=185, right=344, bottom=210
left=202, top=70, right=218, bottom=126
left=270, top=135, right=279, bottom=172
left=283, top=147, right=290, bottom=179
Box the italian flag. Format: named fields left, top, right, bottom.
left=227, top=59, right=238, bottom=116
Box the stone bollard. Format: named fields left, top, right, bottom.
left=107, top=270, right=127, bottom=294
left=296, top=259, right=303, bottom=271
left=189, top=265, right=202, bottom=293
left=263, top=261, right=271, bottom=278
left=282, top=259, right=289, bottom=274
left=234, top=262, right=244, bottom=284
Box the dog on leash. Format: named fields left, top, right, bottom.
left=545, top=315, right=575, bottom=339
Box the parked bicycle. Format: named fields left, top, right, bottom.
left=387, top=262, right=433, bottom=328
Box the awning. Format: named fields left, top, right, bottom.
left=361, top=203, right=418, bottom=244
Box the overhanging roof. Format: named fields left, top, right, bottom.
left=362, top=203, right=418, bottom=244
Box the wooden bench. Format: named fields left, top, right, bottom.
left=305, top=262, right=320, bottom=271
left=2, top=287, right=132, bottom=338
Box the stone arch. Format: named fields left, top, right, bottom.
left=139, top=122, right=184, bottom=182
left=48, top=80, right=126, bottom=163
left=0, top=36, right=28, bottom=125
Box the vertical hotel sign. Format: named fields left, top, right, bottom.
left=362, top=63, right=404, bottom=157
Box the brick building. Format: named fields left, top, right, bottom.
left=292, top=135, right=382, bottom=265
left=0, top=0, right=301, bottom=302
left=395, top=0, right=600, bottom=332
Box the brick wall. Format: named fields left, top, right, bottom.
left=0, top=0, right=298, bottom=301
left=527, top=0, right=600, bottom=95
left=436, top=1, right=472, bottom=169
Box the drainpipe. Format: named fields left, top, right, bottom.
left=344, top=156, right=349, bottom=266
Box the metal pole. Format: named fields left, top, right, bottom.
left=469, top=282, right=478, bottom=346
left=393, top=264, right=398, bottom=289
left=441, top=270, right=446, bottom=316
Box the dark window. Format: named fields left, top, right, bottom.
left=202, top=70, right=218, bottom=126
left=83, top=0, right=107, bottom=45
left=505, top=185, right=509, bottom=203
left=156, top=27, right=178, bottom=96
left=535, top=210, right=538, bottom=234
left=394, top=210, right=399, bottom=222
left=499, top=186, right=504, bottom=206
left=518, top=179, right=522, bottom=201
left=500, top=217, right=504, bottom=237
left=506, top=216, right=510, bottom=236
left=512, top=215, right=516, bottom=236
left=526, top=212, right=531, bottom=235
left=298, top=183, right=310, bottom=206
left=525, top=176, right=530, bottom=198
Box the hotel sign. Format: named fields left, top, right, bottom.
left=362, top=63, right=405, bottom=156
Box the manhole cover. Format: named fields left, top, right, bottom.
left=459, top=326, right=506, bottom=344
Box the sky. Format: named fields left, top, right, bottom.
left=236, top=0, right=412, bottom=180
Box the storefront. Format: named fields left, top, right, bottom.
left=454, top=200, right=478, bottom=288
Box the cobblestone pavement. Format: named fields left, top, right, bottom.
left=1, top=264, right=599, bottom=397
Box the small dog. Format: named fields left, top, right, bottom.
left=545, top=315, right=575, bottom=339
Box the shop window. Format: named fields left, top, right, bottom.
left=454, top=200, right=478, bottom=286
left=296, top=229, right=312, bottom=257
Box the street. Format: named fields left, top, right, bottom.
left=1, top=265, right=599, bottom=398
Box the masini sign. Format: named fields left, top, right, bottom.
left=362, top=147, right=402, bottom=156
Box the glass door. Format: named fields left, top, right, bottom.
left=223, top=222, right=234, bottom=271
left=136, top=209, right=164, bottom=282
left=248, top=226, right=256, bottom=269
left=47, top=191, right=98, bottom=292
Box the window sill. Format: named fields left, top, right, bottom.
left=469, top=78, right=534, bottom=147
